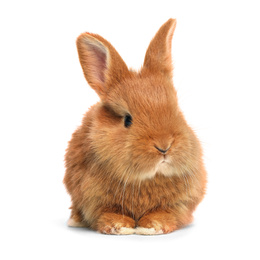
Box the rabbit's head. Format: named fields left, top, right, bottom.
left=76, top=19, right=201, bottom=181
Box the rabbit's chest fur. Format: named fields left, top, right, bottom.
left=102, top=173, right=191, bottom=221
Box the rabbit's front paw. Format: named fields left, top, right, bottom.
left=137, top=210, right=177, bottom=235
left=97, top=212, right=136, bottom=235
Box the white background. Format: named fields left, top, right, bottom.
left=1, top=0, right=260, bottom=259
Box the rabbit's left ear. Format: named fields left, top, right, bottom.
left=142, top=19, right=177, bottom=78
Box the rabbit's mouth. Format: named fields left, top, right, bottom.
left=160, top=159, right=168, bottom=165
left=152, top=156, right=173, bottom=177
left=161, top=154, right=169, bottom=163
left=156, top=162, right=173, bottom=177
left=158, top=153, right=171, bottom=163
left=135, top=157, right=173, bottom=181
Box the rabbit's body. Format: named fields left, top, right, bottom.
left=64, top=19, right=207, bottom=235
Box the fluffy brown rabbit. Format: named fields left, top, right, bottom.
left=64, top=18, right=207, bottom=235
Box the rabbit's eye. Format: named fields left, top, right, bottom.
left=124, top=114, right=132, bottom=128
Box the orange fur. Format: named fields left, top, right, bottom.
left=64, top=19, right=207, bottom=235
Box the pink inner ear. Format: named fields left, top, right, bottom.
left=88, top=44, right=107, bottom=84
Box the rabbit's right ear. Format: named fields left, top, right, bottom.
left=76, top=33, right=130, bottom=98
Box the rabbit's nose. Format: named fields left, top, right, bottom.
left=154, top=145, right=171, bottom=154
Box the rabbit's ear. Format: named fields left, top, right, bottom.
left=142, top=19, right=176, bottom=78
left=77, top=33, right=130, bottom=98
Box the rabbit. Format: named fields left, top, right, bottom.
left=63, top=18, right=207, bottom=235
